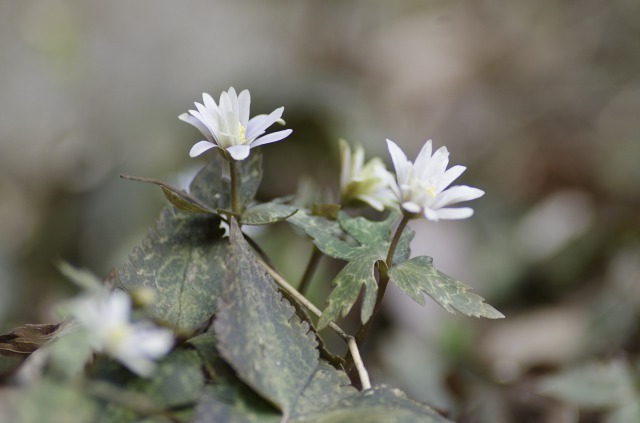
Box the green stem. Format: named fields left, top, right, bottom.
left=349, top=214, right=411, bottom=365
left=298, top=245, right=323, bottom=296
left=228, top=158, right=241, bottom=215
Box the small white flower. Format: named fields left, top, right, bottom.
left=69, top=290, right=173, bottom=377
left=179, top=87, right=293, bottom=161
left=386, top=139, right=484, bottom=221
left=339, top=139, right=397, bottom=211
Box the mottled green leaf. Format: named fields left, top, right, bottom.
left=119, top=208, right=228, bottom=332
left=195, top=385, right=281, bottom=423
left=189, top=152, right=262, bottom=211
left=290, top=362, right=357, bottom=420
left=287, top=210, right=349, bottom=259
left=46, top=327, right=93, bottom=380
left=539, top=360, right=635, bottom=409
left=296, top=385, right=452, bottom=423
left=89, top=348, right=204, bottom=416
left=160, top=185, right=216, bottom=214
left=314, top=211, right=412, bottom=329
left=129, top=348, right=205, bottom=409
left=317, top=253, right=379, bottom=330
left=389, top=256, right=504, bottom=319
left=188, top=332, right=237, bottom=384
left=120, top=175, right=216, bottom=214
left=14, top=379, right=99, bottom=423
left=241, top=202, right=298, bottom=226
left=214, top=219, right=319, bottom=418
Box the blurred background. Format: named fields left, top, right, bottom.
left=1, top=0, right=639, bottom=421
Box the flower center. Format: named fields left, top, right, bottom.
left=238, top=123, right=247, bottom=144
left=105, top=324, right=133, bottom=351
left=425, top=185, right=437, bottom=198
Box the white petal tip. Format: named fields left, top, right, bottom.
left=189, top=141, right=216, bottom=157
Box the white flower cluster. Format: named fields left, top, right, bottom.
left=69, top=289, right=174, bottom=377
left=339, top=138, right=484, bottom=221
left=181, top=88, right=483, bottom=221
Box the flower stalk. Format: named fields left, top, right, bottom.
left=229, top=158, right=241, bottom=215
left=351, top=214, right=411, bottom=355
left=298, top=245, right=323, bottom=296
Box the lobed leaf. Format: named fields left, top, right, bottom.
left=214, top=219, right=319, bottom=418
left=316, top=254, right=379, bottom=330
left=119, top=208, right=228, bottom=332
left=311, top=211, right=412, bottom=329
left=389, top=256, right=504, bottom=319
left=241, top=202, right=298, bottom=226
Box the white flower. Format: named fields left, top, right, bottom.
left=179, top=87, right=293, bottom=161
left=339, top=139, right=397, bottom=211
left=69, top=290, right=174, bottom=377
left=386, top=139, right=484, bottom=221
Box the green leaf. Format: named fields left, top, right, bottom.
left=119, top=208, right=228, bottom=332
left=189, top=152, right=262, bottom=211
left=539, top=360, right=636, bottom=409
left=195, top=385, right=281, bottom=423
left=46, top=327, right=93, bottom=380
left=120, top=175, right=216, bottom=214
left=14, top=379, right=100, bottom=423
left=129, top=348, right=205, bottom=409
left=314, top=210, right=411, bottom=329
left=88, top=348, right=204, bottom=417
left=241, top=202, right=298, bottom=226
left=317, top=253, right=379, bottom=330
left=160, top=185, right=217, bottom=214
left=295, top=385, right=452, bottom=423
left=214, top=219, right=319, bottom=418
left=389, top=256, right=504, bottom=319
left=290, top=362, right=358, bottom=420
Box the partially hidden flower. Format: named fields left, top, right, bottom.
left=386, top=139, right=484, bottom=221
left=179, top=87, right=292, bottom=161
left=69, top=289, right=174, bottom=377
left=339, top=139, right=397, bottom=211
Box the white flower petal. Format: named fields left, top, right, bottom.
left=202, top=93, right=219, bottom=115
left=436, top=165, right=466, bottom=192
left=418, top=145, right=449, bottom=180
left=179, top=113, right=214, bottom=142
left=413, top=140, right=433, bottom=172
left=250, top=129, right=292, bottom=148
left=219, top=90, right=234, bottom=115
left=193, top=102, right=219, bottom=135
left=226, top=144, right=251, bottom=161
left=402, top=201, right=422, bottom=214
left=245, top=107, right=284, bottom=140
left=431, top=185, right=485, bottom=209
left=106, top=290, right=132, bottom=322
left=238, top=89, right=251, bottom=126
left=189, top=141, right=216, bottom=157
left=424, top=208, right=440, bottom=221
left=434, top=207, right=474, bottom=220
left=357, top=195, right=385, bottom=211
left=386, top=139, right=411, bottom=185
